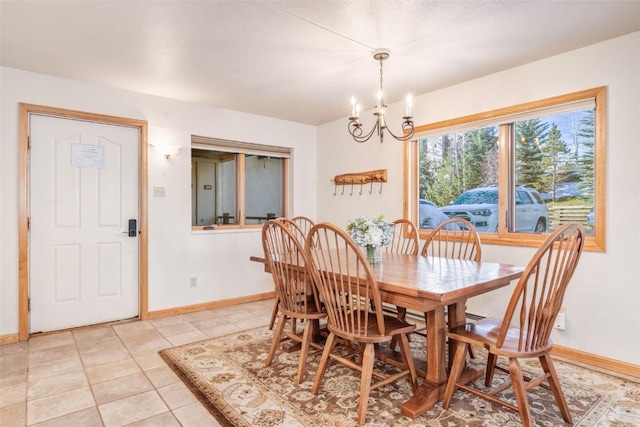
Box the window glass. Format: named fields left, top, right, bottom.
left=514, top=109, right=595, bottom=235
left=192, top=149, right=237, bottom=226
left=245, top=155, right=283, bottom=224
left=218, top=154, right=237, bottom=224
left=417, top=126, right=499, bottom=231
left=407, top=87, right=604, bottom=251
left=191, top=137, right=291, bottom=229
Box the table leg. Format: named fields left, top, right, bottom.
left=401, top=305, right=447, bottom=418
left=401, top=302, right=484, bottom=419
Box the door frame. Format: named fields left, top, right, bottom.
left=18, top=103, right=149, bottom=341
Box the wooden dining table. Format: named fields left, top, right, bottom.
left=366, top=252, right=523, bottom=418
left=251, top=251, right=524, bottom=419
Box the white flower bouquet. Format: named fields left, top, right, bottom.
left=346, top=215, right=394, bottom=248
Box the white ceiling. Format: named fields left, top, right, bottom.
left=1, top=1, right=639, bottom=126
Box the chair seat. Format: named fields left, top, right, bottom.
left=447, top=318, right=553, bottom=358
left=328, top=312, right=415, bottom=344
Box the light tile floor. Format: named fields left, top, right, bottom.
left=0, top=299, right=276, bottom=427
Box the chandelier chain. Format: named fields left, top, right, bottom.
left=379, top=57, right=384, bottom=96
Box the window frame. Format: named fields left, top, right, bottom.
left=191, top=136, right=290, bottom=231
left=404, top=86, right=606, bottom=251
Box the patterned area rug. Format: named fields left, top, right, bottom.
left=159, top=326, right=640, bottom=426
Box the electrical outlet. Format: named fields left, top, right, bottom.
left=554, top=307, right=566, bottom=330
left=190, top=277, right=197, bottom=287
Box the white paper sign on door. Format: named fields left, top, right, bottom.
left=71, top=143, right=105, bottom=168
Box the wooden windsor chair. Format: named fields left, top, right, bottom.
left=267, top=217, right=314, bottom=330
left=418, top=217, right=482, bottom=358
left=384, top=219, right=419, bottom=350
left=262, top=219, right=326, bottom=384
left=306, top=222, right=417, bottom=425
left=443, top=222, right=585, bottom=427
left=392, top=217, right=482, bottom=358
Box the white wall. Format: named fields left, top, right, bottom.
left=0, top=66, right=317, bottom=335
left=317, top=32, right=640, bottom=365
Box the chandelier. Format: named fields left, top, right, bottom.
left=348, top=49, right=415, bottom=143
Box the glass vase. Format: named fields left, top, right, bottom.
left=365, top=245, right=381, bottom=264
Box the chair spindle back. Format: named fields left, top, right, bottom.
left=497, top=222, right=585, bottom=352
left=276, top=218, right=306, bottom=246
left=291, top=216, right=315, bottom=238
left=421, top=217, right=482, bottom=261
left=306, top=223, right=385, bottom=338
left=262, top=220, right=321, bottom=315
left=387, top=218, right=419, bottom=255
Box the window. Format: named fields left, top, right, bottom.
left=191, top=136, right=290, bottom=229
left=406, top=87, right=605, bottom=251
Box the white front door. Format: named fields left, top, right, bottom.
left=29, top=114, right=140, bottom=333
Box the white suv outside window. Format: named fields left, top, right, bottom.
left=439, top=186, right=549, bottom=233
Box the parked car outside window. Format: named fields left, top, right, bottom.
left=419, top=199, right=449, bottom=229
left=439, top=186, right=549, bottom=233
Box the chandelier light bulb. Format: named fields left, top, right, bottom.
left=406, top=94, right=413, bottom=117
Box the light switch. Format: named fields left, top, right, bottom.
left=153, top=186, right=166, bottom=197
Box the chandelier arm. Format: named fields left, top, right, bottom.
left=348, top=119, right=380, bottom=143
left=383, top=118, right=415, bottom=142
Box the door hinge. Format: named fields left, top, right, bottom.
left=27, top=217, right=31, bottom=230
left=28, top=136, right=31, bottom=149
left=28, top=298, right=31, bottom=311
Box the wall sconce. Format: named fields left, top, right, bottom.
left=151, top=144, right=182, bottom=160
